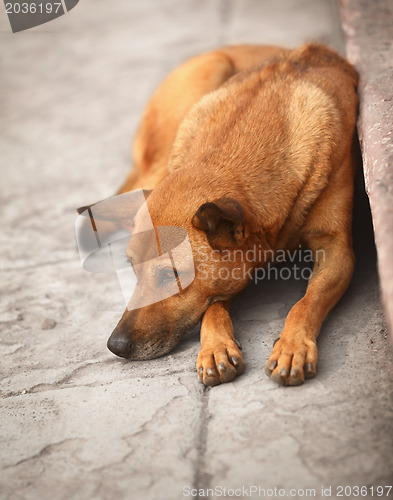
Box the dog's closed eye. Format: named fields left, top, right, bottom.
left=156, top=267, right=178, bottom=287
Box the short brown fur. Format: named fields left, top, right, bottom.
left=103, top=44, right=359, bottom=386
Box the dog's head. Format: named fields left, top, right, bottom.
left=106, top=186, right=266, bottom=360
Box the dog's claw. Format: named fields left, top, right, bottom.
left=234, top=338, right=242, bottom=350
left=218, top=363, right=226, bottom=372
left=304, top=362, right=316, bottom=379
left=265, top=360, right=277, bottom=376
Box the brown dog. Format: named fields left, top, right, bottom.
left=96, top=44, right=358, bottom=386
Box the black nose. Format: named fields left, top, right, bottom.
left=107, top=335, right=134, bottom=358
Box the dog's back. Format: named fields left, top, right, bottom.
left=166, top=44, right=358, bottom=249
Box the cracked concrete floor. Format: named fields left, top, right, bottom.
left=1, top=1, right=393, bottom=499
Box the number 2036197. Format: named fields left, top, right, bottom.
left=5, top=3, right=62, bottom=14
left=336, top=485, right=392, bottom=496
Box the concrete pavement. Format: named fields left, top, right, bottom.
left=1, top=1, right=392, bottom=499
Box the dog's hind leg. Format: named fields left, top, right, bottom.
left=197, top=301, right=244, bottom=386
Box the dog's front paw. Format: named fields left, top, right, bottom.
left=197, top=339, right=244, bottom=386
left=265, top=334, right=318, bottom=386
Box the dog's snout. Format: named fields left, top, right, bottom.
left=107, top=334, right=134, bottom=358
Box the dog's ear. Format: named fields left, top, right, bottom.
left=192, top=197, right=247, bottom=249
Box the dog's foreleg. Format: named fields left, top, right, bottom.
left=265, top=234, right=355, bottom=386
left=197, top=301, right=244, bottom=386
